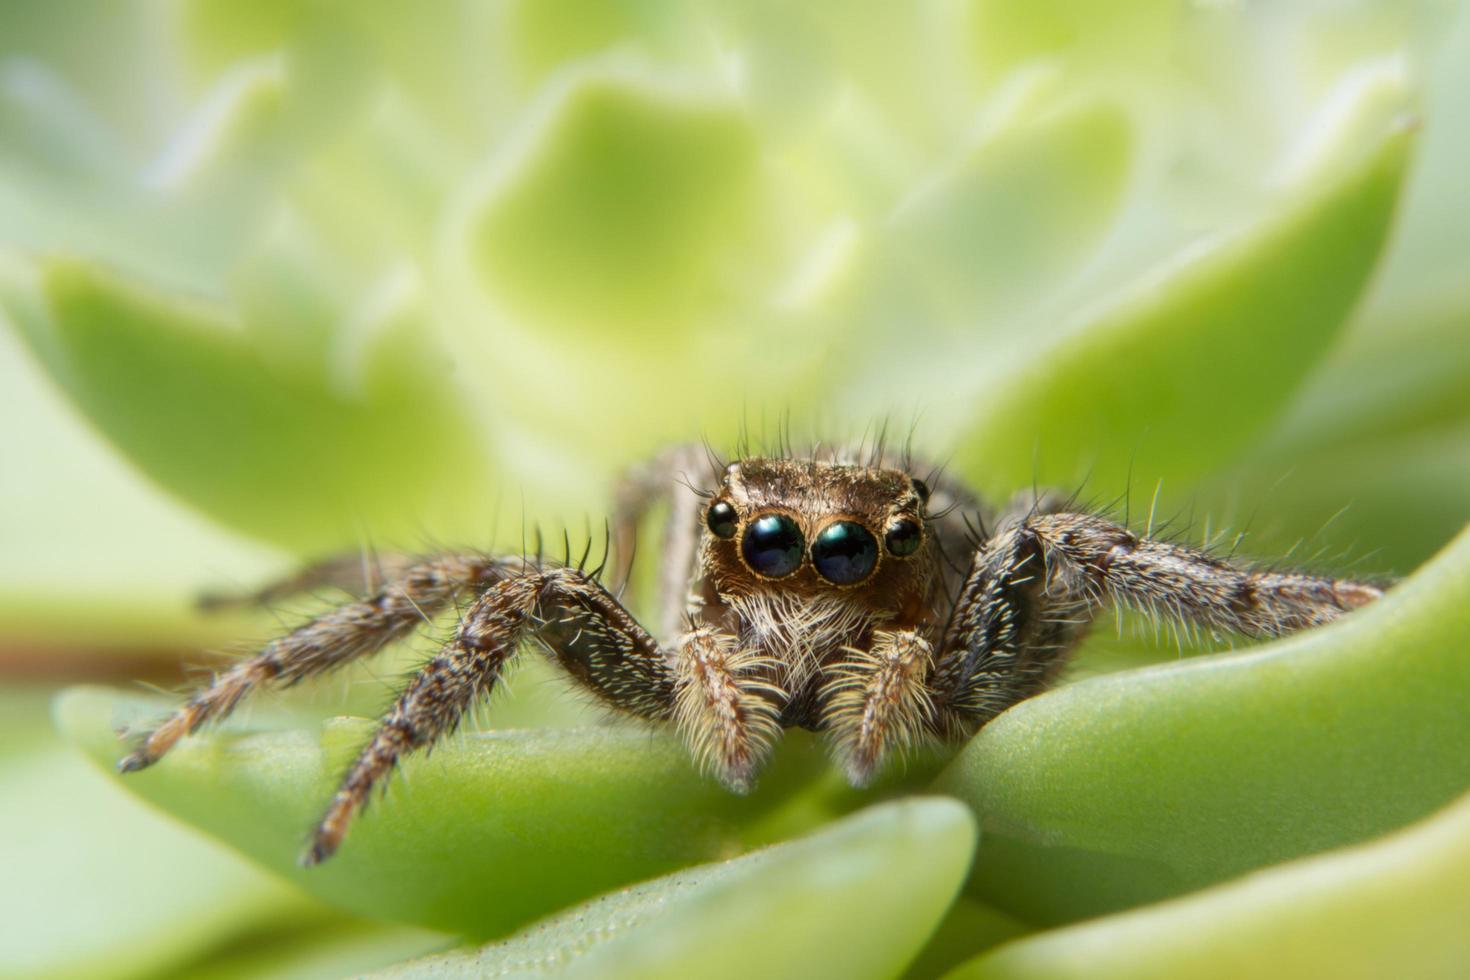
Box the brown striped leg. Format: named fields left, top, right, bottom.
left=930, top=512, right=1387, bottom=738
left=306, top=566, right=673, bottom=864
left=1022, top=512, right=1385, bottom=635
left=610, top=443, right=717, bottom=641
left=929, top=524, right=1092, bottom=737
left=671, top=627, right=785, bottom=793
left=197, top=551, right=420, bottom=610
left=819, top=630, right=937, bottom=786
left=118, top=554, right=512, bottom=773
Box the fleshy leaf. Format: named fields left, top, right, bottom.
left=961, top=0, right=1179, bottom=91
left=466, top=75, right=758, bottom=339
left=0, top=309, right=285, bottom=648
left=369, top=798, right=976, bottom=979
left=945, top=787, right=1470, bottom=980
left=952, top=73, right=1414, bottom=500
left=0, top=696, right=317, bottom=980
left=56, top=686, right=839, bottom=938
left=2, top=257, right=494, bottom=554
left=902, top=895, right=1032, bottom=980
left=1198, top=422, right=1470, bottom=576
left=178, top=920, right=448, bottom=980
left=932, top=524, right=1470, bottom=923
left=884, top=96, right=1132, bottom=328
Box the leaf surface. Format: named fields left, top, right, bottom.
left=371, top=798, right=976, bottom=980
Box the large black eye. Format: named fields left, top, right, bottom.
left=884, top=518, right=922, bottom=557
left=707, top=500, right=738, bottom=538
left=742, top=514, right=804, bottom=578
left=812, top=521, right=879, bottom=584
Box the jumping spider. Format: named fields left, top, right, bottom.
left=119, top=444, right=1385, bottom=864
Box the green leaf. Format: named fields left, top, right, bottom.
left=179, top=920, right=448, bottom=980
left=56, top=686, right=842, bottom=938
left=2, top=257, right=494, bottom=554
left=961, top=0, right=1179, bottom=91
left=1200, top=423, right=1470, bottom=576
left=884, top=95, right=1133, bottom=328
left=370, top=797, right=976, bottom=979
left=0, top=305, right=286, bottom=648
left=901, top=895, right=1031, bottom=980
left=0, top=697, right=317, bottom=980
left=465, top=76, right=759, bottom=340
left=945, top=786, right=1470, bottom=980
left=952, top=78, right=1415, bottom=500
left=932, top=524, right=1470, bottom=924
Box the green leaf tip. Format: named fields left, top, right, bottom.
left=3, top=256, right=492, bottom=553
left=955, top=90, right=1417, bottom=500
left=467, top=75, right=759, bottom=339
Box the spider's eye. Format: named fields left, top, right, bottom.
left=812, top=521, right=879, bottom=585
left=912, top=478, right=931, bottom=504
left=742, top=514, right=804, bottom=578
left=707, top=500, right=738, bottom=539
left=884, top=518, right=923, bottom=557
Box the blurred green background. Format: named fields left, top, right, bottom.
left=2, top=2, right=1468, bottom=978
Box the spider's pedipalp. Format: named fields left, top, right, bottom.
left=119, top=554, right=511, bottom=773
left=821, top=630, right=936, bottom=786
left=672, top=627, right=785, bottom=793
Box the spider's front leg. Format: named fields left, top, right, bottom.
left=120, top=553, right=512, bottom=772
left=307, top=565, right=673, bottom=864
left=929, top=511, right=1387, bottom=738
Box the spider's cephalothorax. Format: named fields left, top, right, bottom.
left=119, top=444, right=1387, bottom=864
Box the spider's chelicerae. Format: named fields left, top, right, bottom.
left=119, top=444, right=1386, bottom=864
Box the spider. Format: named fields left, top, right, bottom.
left=118, top=443, right=1385, bottom=865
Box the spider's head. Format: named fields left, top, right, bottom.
left=699, top=457, right=935, bottom=613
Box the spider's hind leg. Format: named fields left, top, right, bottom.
left=119, top=553, right=511, bottom=772
left=196, top=551, right=421, bottom=611
left=610, top=443, right=718, bottom=640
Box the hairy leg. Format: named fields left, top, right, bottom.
left=197, top=551, right=421, bottom=610
left=672, top=627, right=785, bottom=793
left=119, top=554, right=512, bottom=772
left=610, top=443, right=717, bottom=642
left=1025, top=512, right=1384, bottom=635
left=820, top=630, right=936, bottom=786
left=930, top=511, right=1384, bottom=737
left=308, top=566, right=673, bottom=864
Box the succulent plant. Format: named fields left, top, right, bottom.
left=2, top=2, right=1468, bottom=977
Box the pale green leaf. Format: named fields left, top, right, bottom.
left=1, top=257, right=494, bottom=554
left=0, top=696, right=317, bottom=980
left=56, top=686, right=839, bottom=938
left=370, top=798, right=976, bottom=979
left=464, top=76, right=758, bottom=340
left=946, top=787, right=1470, bottom=980
left=884, top=96, right=1132, bottom=328
left=933, top=524, right=1470, bottom=923
left=953, top=80, right=1415, bottom=500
